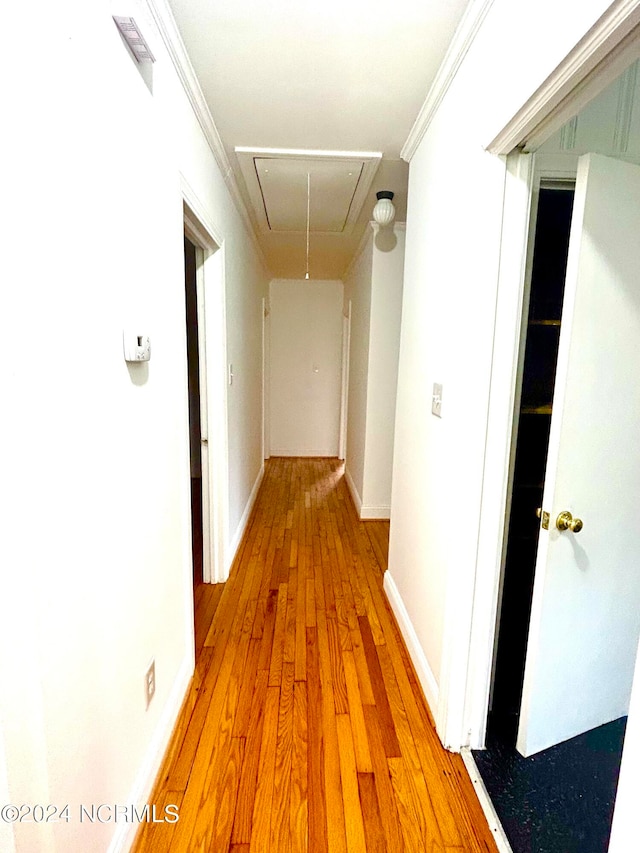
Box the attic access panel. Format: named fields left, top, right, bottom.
left=256, top=157, right=363, bottom=232
left=235, top=147, right=382, bottom=235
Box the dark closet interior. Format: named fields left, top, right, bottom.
left=473, top=186, right=626, bottom=853
left=490, top=186, right=573, bottom=734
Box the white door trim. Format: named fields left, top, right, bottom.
left=338, top=302, right=351, bottom=461
left=487, top=0, right=640, bottom=154
left=206, top=243, right=229, bottom=583
left=460, top=152, right=536, bottom=749
left=435, top=153, right=534, bottom=750
left=262, top=297, right=270, bottom=461
left=182, top=182, right=229, bottom=584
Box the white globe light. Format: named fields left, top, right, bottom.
left=373, top=190, right=395, bottom=226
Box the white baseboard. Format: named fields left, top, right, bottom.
left=344, top=466, right=362, bottom=516
left=344, top=468, right=390, bottom=519
left=109, top=654, right=193, bottom=853
left=383, top=570, right=439, bottom=716
left=360, top=504, right=391, bottom=520
left=268, top=449, right=338, bottom=457
left=461, top=748, right=513, bottom=853
left=226, top=463, right=264, bottom=575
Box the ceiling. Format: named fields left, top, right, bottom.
left=166, top=0, right=471, bottom=278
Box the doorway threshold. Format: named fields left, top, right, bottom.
left=461, top=748, right=513, bottom=853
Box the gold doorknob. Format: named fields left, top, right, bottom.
left=556, top=511, right=583, bottom=533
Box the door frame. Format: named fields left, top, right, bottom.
left=338, top=301, right=352, bottom=462
left=182, top=181, right=229, bottom=584
left=449, top=4, right=640, bottom=753
left=262, top=296, right=270, bottom=461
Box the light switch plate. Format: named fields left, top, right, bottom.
left=432, top=383, right=442, bottom=418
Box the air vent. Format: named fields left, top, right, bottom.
left=113, top=16, right=155, bottom=63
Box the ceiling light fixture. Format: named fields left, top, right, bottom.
left=373, top=190, right=395, bottom=226
left=305, top=172, right=311, bottom=280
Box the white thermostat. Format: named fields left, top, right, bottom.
left=123, top=331, right=151, bottom=362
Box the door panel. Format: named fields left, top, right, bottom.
left=517, top=153, right=640, bottom=757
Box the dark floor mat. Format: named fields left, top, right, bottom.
left=472, top=715, right=626, bottom=853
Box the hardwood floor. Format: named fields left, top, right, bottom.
left=134, top=458, right=497, bottom=853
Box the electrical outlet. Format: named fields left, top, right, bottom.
left=432, top=383, right=443, bottom=418
left=145, top=660, right=156, bottom=709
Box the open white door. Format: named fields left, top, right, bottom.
left=517, top=153, right=640, bottom=757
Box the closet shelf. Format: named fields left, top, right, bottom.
left=521, top=404, right=552, bottom=415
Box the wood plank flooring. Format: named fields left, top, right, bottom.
left=134, top=458, right=498, bottom=853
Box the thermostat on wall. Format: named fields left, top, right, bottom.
left=123, top=331, right=151, bottom=362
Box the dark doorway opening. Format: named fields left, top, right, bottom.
left=491, top=186, right=574, bottom=734
left=184, top=235, right=203, bottom=586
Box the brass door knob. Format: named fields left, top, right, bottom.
left=556, top=511, right=583, bottom=533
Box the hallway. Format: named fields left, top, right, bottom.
left=134, top=458, right=498, bottom=852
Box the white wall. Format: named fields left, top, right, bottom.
left=269, top=279, right=344, bottom=457
left=387, top=0, right=620, bottom=728
left=344, top=242, right=373, bottom=499
left=0, top=2, right=267, bottom=851
left=344, top=224, right=405, bottom=518
left=363, top=226, right=405, bottom=515
left=0, top=728, right=15, bottom=853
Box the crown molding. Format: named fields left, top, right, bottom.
left=488, top=0, right=640, bottom=154
left=401, top=0, right=495, bottom=162
left=144, top=0, right=269, bottom=272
